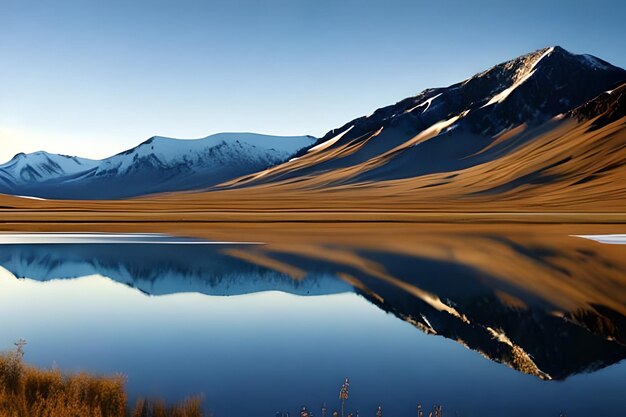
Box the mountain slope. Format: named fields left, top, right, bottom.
left=160, top=86, right=626, bottom=213
left=0, top=152, right=98, bottom=189
left=224, top=46, right=626, bottom=190
left=0, top=133, right=315, bottom=199
left=1, top=46, right=624, bottom=210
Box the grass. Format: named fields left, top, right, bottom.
left=0, top=346, right=572, bottom=417
left=0, top=347, right=205, bottom=417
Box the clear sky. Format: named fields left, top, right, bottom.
left=1, top=0, right=624, bottom=162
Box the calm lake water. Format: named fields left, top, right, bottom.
left=0, top=230, right=625, bottom=417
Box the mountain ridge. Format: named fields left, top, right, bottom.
left=226, top=46, right=625, bottom=189
left=0, top=133, right=315, bottom=199
left=1, top=46, right=625, bottom=207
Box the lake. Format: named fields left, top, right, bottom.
left=0, top=226, right=625, bottom=417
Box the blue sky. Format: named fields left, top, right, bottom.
left=1, top=0, right=624, bottom=161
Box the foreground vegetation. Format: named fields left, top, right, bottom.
left=1, top=344, right=571, bottom=417
left=0, top=345, right=205, bottom=417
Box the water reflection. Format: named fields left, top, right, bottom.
left=0, top=243, right=347, bottom=296
left=1, top=233, right=626, bottom=380
left=0, top=228, right=625, bottom=416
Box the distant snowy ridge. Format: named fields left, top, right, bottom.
left=96, top=133, right=314, bottom=175
left=0, top=151, right=97, bottom=183
left=3, top=46, right=625, bottom=200
left=0, top=132, right=315, bottom=199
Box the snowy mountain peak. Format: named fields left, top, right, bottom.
left=0, top=133, right=316, bottom=199
left=1, top=48, right=624, bottom=200
left=0, top=151, right=97, bottom=183
left=451, top=45, right=626, bottom=131
left=309, top=47, right=625, bottom=149
left=480, top=47, right=555, bottom=107
left=97, top=132, right=315, bottom=177
left=274, top=47, right=626, bottom=190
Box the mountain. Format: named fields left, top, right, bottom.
left=0, top=133, right=315, bottom=199
left=1, top=46, right=625, bottom=210
left=0, top=152, right=98, bottom=189
left=225, top=46, right=626, bottom=189
left=568, top=81, right=626, bottom=126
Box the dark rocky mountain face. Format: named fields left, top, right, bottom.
left=568, top=82, right=626, bottom=127
left=461, top=46, right=625, bottom=134
left=248, top=46, right=626, bottom=186
left=314, top=46, right=625, bottom=145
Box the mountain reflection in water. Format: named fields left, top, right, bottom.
left=1, top=227, right=625, bottom=383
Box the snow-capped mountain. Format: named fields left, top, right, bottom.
left=0, top=133, right=315, bottom=199
left=2, top=46, right=625, bottom=202
left=230, top=46, right=626, bottom=187
left=0, top=152, right=98, bottom=187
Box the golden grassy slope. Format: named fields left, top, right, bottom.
left=0, top=115, right=624, bottom=221
left=164, top=115, right=626, bottom=213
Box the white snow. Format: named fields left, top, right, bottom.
left=96, top=133, right=315, bottom=175
left=404, top=93, right=443, bottom=114
left=0, top=152, right=98, bottom=179
left=308, top=125, right=354, bottom=153
left=0, top=133, right=317, bottom=198
left=15, top=195, right=47, bottom=201
left=420, top=314, right=434, bottom=329
left=572, top=234, right=626, bottom=245
left=581, top=54, right=610, bottom=70
left=482, top=47, right=555, bottom=108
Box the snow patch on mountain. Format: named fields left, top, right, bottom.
left=405, top=93, right=443, bottom=114
left=581, top=54, right=611, bottom=71
left=308, top=126, right=354, bottom=153
left=483, top=47, right=555, bottom=108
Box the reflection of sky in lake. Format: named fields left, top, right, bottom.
left=1, top=268, right=625, bottom=417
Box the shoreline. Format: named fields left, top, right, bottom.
left=2, top=211, right=626, bottom=223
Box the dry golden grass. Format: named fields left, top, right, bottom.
left=0, top=116, right=624, bottom=222
left=0, top=350, right=205, bottom=417
left=0, top=349, right=125, bottom=417
left=131, top=397, right=204, bottom=417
